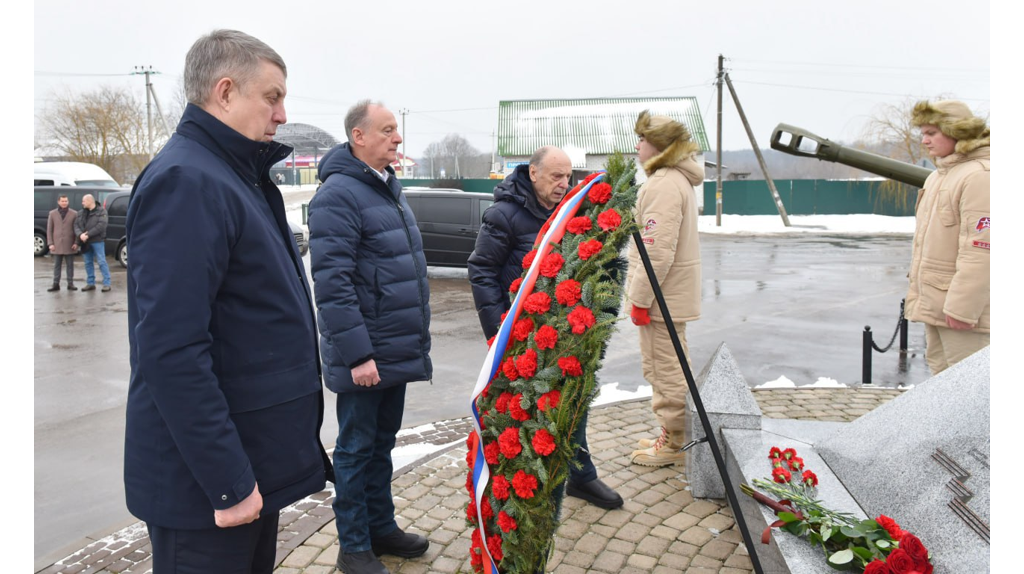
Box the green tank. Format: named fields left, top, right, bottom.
left=770, top=123, right=933, bottom=188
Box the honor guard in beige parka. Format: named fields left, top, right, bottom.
left=624, top=111, right=704, bottom=467
left=907, top=100, right=990, bottom=374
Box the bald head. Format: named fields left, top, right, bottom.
left=82, top=194, right=96, bottom=209
left=529, top=146, right=572, bottom=209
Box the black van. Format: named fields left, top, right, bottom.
left=402, top=188, right=494, bottom=267
left=34, top=186, right=121, bottom=257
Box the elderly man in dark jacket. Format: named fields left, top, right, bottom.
left=467, top=146, right=623, bottom=510
left=124, top=30, right=332, bottom=573
left=309, top=100, right=432, bottom=574
left=73, top=193, right=111, bottom=291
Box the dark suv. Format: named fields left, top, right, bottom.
left=402, top=188, right=494, bottom=267
left=103, top=191, right=131, bottom=267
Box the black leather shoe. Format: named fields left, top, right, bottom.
left=567, top=478, right=624, bottom=509
left=47, top=284, right=60, bottom=292
left=371, top=527, right=429, bottom=558
left=336, top=549, right=389, bottom=574
left=81, top=284, right=96, bottom=291
left=67, top=284, right=78, bottom=291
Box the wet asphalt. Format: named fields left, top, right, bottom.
left=32, top=232, right=929, bottom=567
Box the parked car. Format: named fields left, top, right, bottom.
left=35, top=186, right=308, bottom=263
left=34, top=161, right=121, bottom=187
left=34, top=186, right=121, bottom=257
left=402, top=188, right=494, bottom=267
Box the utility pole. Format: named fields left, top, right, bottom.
left=131, top=66, right=160, bottom=159
left=724, top=72, right=791, bottom=227
left=399, top=108, right=408, bottom=176
left=715, top=55, right=724, bottom=227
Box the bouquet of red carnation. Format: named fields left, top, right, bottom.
left=742, top=447, right=933, bottom=573
left=465, top=154, right=639, bottom=573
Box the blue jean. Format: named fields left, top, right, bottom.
left=332, top=385, right=406, bottom=552
left=81, top=242, right=111, bottom=286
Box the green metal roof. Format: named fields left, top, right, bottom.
left=497, top=97, right=710, bottom=158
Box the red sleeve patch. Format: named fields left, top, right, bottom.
left=972, top=240, right=990, bottom=250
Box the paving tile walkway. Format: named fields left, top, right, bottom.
left=41, top=388, right=903, bottom=574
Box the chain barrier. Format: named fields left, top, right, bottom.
left=871, top=305, right=905, bottom=353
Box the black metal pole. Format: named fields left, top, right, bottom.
left=632, top=231, right=765, bottom=574
left=899, top=299, right=908, bottom=354
left=862, top=326, right=873, bottom=385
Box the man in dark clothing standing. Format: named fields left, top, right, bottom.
left=309, top=100, right=432, bottom=574
left=46, top=194, right=78, bottom=291
left=74, top=193, right=110, bottom=291
left=124, top=30, right=332, bottom=573
left=467, top=145, right=624, bottom=510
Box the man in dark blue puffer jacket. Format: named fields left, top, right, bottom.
left=467, top=146, right=623, bottom=510
left=309, top=100, right=432, bottom=574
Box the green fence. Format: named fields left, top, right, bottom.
left=703, top=179, right=920, bottom=217
left=397, top=178, right=920, bottom=216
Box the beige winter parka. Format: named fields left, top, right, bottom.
left=625, top=152, right=704, bottom=322
left=905, top=145, right=990, bottom=332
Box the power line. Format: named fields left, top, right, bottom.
left=731, top=79, right=989, bottom=102
left=35, top=70, right=133, bottom=77
left=730, top=57, right=989, bottom=74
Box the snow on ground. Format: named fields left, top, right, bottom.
left=593, top=381, right=653, bottom=405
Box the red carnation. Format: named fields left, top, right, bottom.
left=532, top=428, right=556, bottom=456
left=498, top=427, right=521, bottom=459
left=578, top=238, right=603, bottom=260
left=582, top=173, right=600, bottom=184
left=481, top=496, right=494, bottom=521
left=567, top=305, right=596, bottom=335
left=885, top=548, right=918, bottom=574
left=478, top=410, right=488, bottom=430
left=512, top=470, right=538, bottom=498
left=495, top=392, right=513, bottom=413
left=801, top=470, right=818, bottom=487
left=470, top=530, right=484, bottom=570
left=501, top=357, right=518, bottom=381
left=782, top=448, right=797, bottom=460
left=587, top=182, right=612, bottom=204
left=540, top=252, right=564, bottom=278
left=512, top=317, right=534, bottom=342
left=491, top=474, right=510, bottom=500
left=465, top=443, right=476, bottom=467
left=523, top=292, right=552, bottom=314
left=899, top=533, right=932, bottom=573
left=509, top=277, right=523, bottom=294
left=769, top=447, right=783, bottom=459
left=558, top=356, right=583, bottom=377
left=877, top=515, right=905, bottom=540
left=537, top=389, right=561, bottom=411
left=467, top=499, right=478, bottom=523
left=566, top=216, right=593, bottom=235
left=486, top=335, right=495, bottom=348
left=487, top=533, right=504, bottom=562
left=863, top=560, right=888, bottom=574
left=466, top=472, right=474, bottom=493
left=497, top=510, right=518, bottom=532
left=555, top=279, right=582, bottom=306
left=521, top=249, right=538, bottom=269
left=534, top=324, right=559, bottom=350
left=787, top=457, right=804, bottom=471
left=483, top=441, right=500, bottom=465
left=772, top=466, right=792, bottom=484
left=597, top=208, right=622, bottom=231
left=514, top=349, right=538, bottom=379
left=508, top=393, right=530, bottom=422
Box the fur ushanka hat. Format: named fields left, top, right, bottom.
left=634, top=110, right=700, bottom=174
left=911, top=100, right=990, bottom=155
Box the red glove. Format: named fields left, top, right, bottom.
left=631, top=305, right=650, bottom=326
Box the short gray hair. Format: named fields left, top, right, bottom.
left=345, top=99, right=386, bottom=142
left=183, top=29, right=287, bottom=105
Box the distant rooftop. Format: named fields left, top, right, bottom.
left=274, top=123, right=340, bottom=153
left=497, top=97, right=710, bottom=158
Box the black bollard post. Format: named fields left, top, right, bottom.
left=899, top=299, right=909, bottom=354
left=862, top=326, right=873, bottom=385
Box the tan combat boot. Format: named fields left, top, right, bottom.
left=630, top=429, right=686, bottom=467
left=637, top=427, right=666, bottom=449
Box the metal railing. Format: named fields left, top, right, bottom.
left=862, top=299, right=909, bottom=385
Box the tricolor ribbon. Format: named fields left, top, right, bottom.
left=467, top=173, right=606, bottom=572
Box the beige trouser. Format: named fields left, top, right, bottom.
left=639, top=318, right=691, bottom=439
left=924, top=324, right=990, bottom=375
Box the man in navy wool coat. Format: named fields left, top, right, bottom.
left=124, top=30, right=332, bottom=573
left=308, top=100, right=433, bottom=574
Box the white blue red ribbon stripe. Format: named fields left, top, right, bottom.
left=467, top=173, right=606, bottom=572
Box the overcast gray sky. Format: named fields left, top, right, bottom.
left=33, top=0, right=991, bottom=159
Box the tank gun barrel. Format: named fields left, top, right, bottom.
left=770, top=123, right=932, bottom=188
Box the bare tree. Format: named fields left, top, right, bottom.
left=38, top=85, right=158, bottom=183
left=420, top=133, right=481, bottom=179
